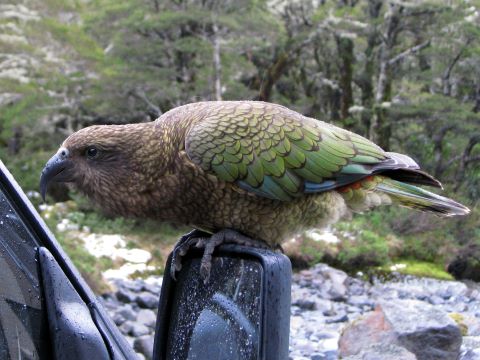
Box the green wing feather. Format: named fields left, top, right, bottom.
left=185, top=101, right=387, bottom=201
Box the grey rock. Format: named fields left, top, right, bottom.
left=116, top=304, right=137, bottom=321
left=292, top=338, right=315, bottom=353
left=310, top=350, right=337, bottom=360
left=117, top=288, right=137, bottom=303
left=134, top=335, right=154, bottom=360
left=381, top=299, right=462, bottom=360
left=346, top=278, right=368, bottom=296
left=112, top=313, right=126, bottom=326
left=428, top=295, right=445, bottom=305
left=462, top=349, right=480, bottom=360
left=339, top=299, right=462, bottom=360
left=291, top=307, right=304, bottom=316
left=325, top=313, right=348, bottom=324
left=142, top=282, right=162, bottom=295
left=293, top=299, right=317, bottom=311
left=345, top=305, right=363, bottom=314
left=347, top=295, right=375, bottom=308
left=136, top=292, right=159, bottom=309
left=135, top=353, right=146, bottom=360
left=300, top=264, right=348, bottom=301
left=312, top=331, right=338, bottom=340
left=466, top=317, right=480, bottom=336
left=137, top=309, right=157, bottom=328
left=324, top=350, right=338, bottom=360
left=119, top=321, right=134, bottom=336
left=130, top=323, right=150, bottom=337
left=458, top=295, right=472, bottom=304
left=452, top=303, right=468, bottom=313
left=318, top=337, right=338, bottom=352
left=116, top=279, right=143, bottom=293
left=101, top=292, right=117, bottom=303
left=322, top=309, right=336, bottom=317
left=416, top=294, right=429, bottom=301
left=316, top=299, right=335, bottom=313
left=343, top=343, right=416, bottom=360
left=462, top=336, right=480, bottom=350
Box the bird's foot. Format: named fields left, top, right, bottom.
left=198, top=229, right=270, bottom=283
left=170, top=229, right=211, bottom=281
left=170, top=229, right=270, bottom=283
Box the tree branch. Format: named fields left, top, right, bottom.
left=442, top=39, right=472, bottom=96
left=211, top=21, right=222, bottom=101
left=130, top=89, right=162, bottom=118
left=453, top=133, right=480, bottom=190
left=256, top=28, right=320, bottom=101
left=388, top=40, right=430, bottom=66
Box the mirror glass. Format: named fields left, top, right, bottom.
left=167, top=256, right=263, bottom=360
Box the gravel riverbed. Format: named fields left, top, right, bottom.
left=101, top=263, right=480, bottom=360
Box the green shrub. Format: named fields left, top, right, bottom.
left=337, top=229, right=390, bottom=271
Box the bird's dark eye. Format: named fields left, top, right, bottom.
left=86, top=146, right=99, bottom=159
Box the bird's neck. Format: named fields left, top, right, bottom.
left=151, top=103, right=207, bottom=171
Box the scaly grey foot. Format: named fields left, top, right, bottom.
left=170, top=229, right=210, bottom=280
left=199, top=229, right=270, bottom=283
left=170, top=228, right=270, bottom=283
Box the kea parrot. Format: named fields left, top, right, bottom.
left=40, top=101, right=470, bottom=280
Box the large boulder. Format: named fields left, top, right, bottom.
left=339, top=299, right=462, bottom=360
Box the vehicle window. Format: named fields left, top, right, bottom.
left=167, top=257, right=263, bottom=360
left=0, top=188, right=51, bottom=359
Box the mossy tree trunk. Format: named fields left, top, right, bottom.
left=336, top=34, right=354, bottom=130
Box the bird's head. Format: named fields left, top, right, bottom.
left=40, top=123, right=156, bottom=209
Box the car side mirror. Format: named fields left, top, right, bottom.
left=153, top=245, right=291, bottom=360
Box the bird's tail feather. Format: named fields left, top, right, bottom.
left=376, top=178, right=470, bottom=217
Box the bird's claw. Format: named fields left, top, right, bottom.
left=198, top=229, right=270, bottom=283
left=170, top=229, right=210, bottom=281
left=199, top=262, right=211, bottom=284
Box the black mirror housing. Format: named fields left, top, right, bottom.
left=153, top=245, right=292, bottom=360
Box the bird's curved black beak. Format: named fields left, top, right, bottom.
left=40, top=148, right=74, bottom=201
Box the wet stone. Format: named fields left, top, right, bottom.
left=117, top=288, right=137, bottom=303
left=130, top=323, right=150, bottom=337
left=116, top=304, right=137, bottom=321
left=309, top=351, right=338, bottom=360
left=134, top=335, right=154, bottom=360
left=325, top=313, right=348, bottom=324
left=137, top=309, right=157, bottom=328
left=112, top=313, right=126, bottom=326
left=141, top=282, right=162, bottom=295
left=347, top=295, right=375, bottom=308
left=293, top=299, right=317, bottom=311
left=119, top=321, right=133, bottom=336
left=136, top=292, right=159, bottom=309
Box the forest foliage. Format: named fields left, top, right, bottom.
left=0, top=0, right=479, bottom=273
